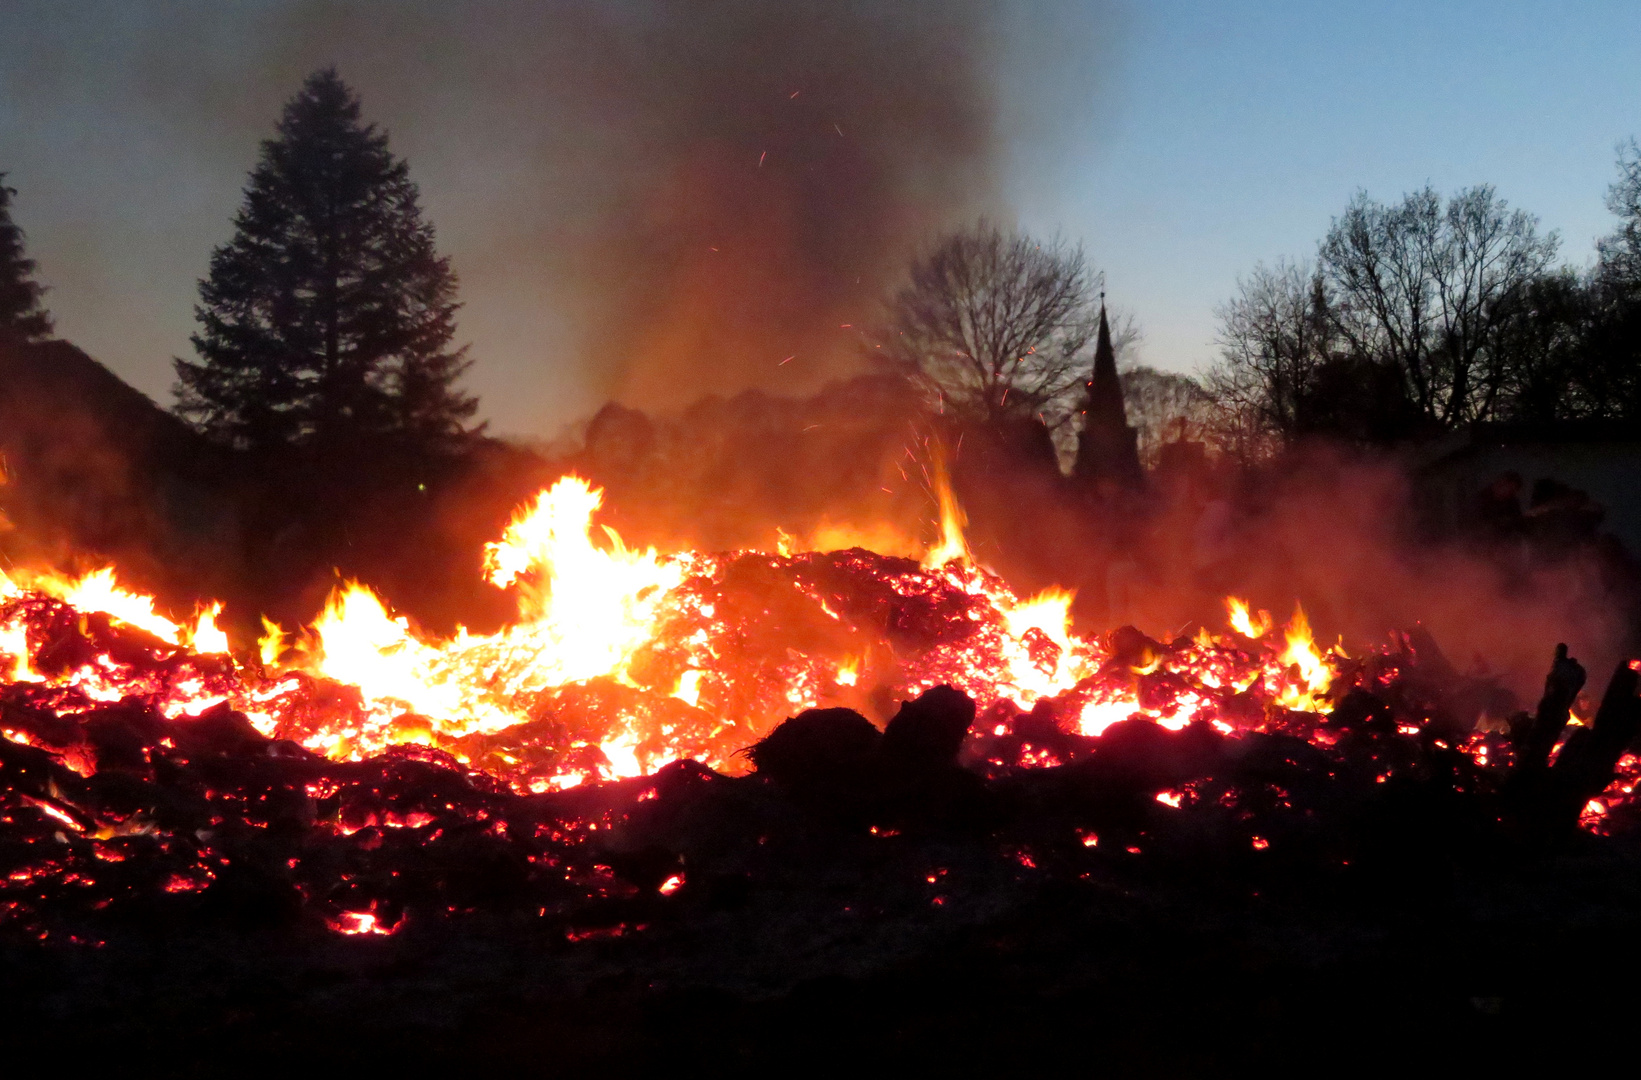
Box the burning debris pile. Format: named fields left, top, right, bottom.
left=2, top=474, right=1640, bottom=1063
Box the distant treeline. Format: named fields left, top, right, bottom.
left=1194, top=149, right=1641, bottom=457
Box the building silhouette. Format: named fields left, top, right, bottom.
left=1071, top=302, right=1143, bottom=491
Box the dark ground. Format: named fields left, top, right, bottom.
left=6, top=775, right=1641, bottom=1075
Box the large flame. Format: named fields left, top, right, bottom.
left=1226, top=597, right=1271, bottom=639
left=9, top=566, right=234, bottom=655
left=1277, top=604, right=1333, bottom=711
left=11, top=470, right=1641, bottom=955
left=479, top=477, right=687, bottom=680
left=0, top=473, right=1358, bottom=792
left=292, top=476, right=691, bottom=764
left=43, top=567, right=184, bottom=644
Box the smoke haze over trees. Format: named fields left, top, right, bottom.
left=0, top=1, right=1040, bottom=435
left=1, top=8, right=1638, bottom=649
left=876, top=219, right=1123, bottom=446
left=1118, top=365, right=1213, bottom=469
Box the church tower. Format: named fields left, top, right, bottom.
left=1071, top=301, right=1143, bottom=491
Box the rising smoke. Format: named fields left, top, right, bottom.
left=1, top=0, right=1036, bottom=427
left=6, top=2, right=1630, bottom=706
left=539, top=1, right=1004, bottom=409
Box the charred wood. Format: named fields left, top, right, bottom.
left=1548, top=661, right=1641, bottom=829
left=1515, top=643, right=1586, bottom=772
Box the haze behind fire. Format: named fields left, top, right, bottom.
left=1, top=1, right=1636, bottom=705
left=0, top=0, right=1112, bottom=433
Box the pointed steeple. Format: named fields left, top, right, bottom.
left=1087, top=303, right=1125, bottom=428
left=1072, top=300, right=1143, bottom=490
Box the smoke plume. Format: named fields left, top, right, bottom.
left=1, top=0, right=1015, bottom=430
left=539, top=1, right=1003, bottom=409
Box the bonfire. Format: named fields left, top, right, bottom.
left=2, top=472, right=1636, bottom=949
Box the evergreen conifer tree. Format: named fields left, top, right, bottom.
left=0, top=175, right=53, bottom=345
left=175, top=68, right=477, bottom=458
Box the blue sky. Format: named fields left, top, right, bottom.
left=1009, top=0, right=1641, bottom=374
left=1, top=1, right=1638, bottom=436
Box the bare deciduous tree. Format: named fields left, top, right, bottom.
left=1211, top=186, right=1559, bottom=449
left=878, top=220, right=1101, bottom=432
left=1209, top=259, right=1337, bottom=441
left=1321, top=184, right=1558, bottom=426
left=1597, top=138, right=1641, bottom=291
left=1575, top=141, right=1641, bottom=421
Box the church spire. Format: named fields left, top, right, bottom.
left=1087, top=302, right=1125, bottom=428
left=1072, top=298, right=1143, bottom=490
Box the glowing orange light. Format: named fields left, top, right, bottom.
left=330, top=911, right=397, bottom=935
left=920, top=442, right=970, bottom=570
left=0, top=471, right=1360, bottom=799
left=1226, top=597, right=1271, bottom=639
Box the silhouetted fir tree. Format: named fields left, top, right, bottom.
left=174, top=68, right=478, bottom=462
left=0, top=175, right=53, bottom=345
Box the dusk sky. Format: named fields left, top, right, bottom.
left=2, top=0, right=1639, bottom=439
left=1025, top=0, right=1641, bottom=386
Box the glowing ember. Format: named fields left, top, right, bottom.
left=0, top=483, right=1629, bottom=960
left=0, top=473, right=1370, bottom=795
left=329, top=911, right=397, bottom=935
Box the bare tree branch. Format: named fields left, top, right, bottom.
left=876, top=220, right=1100, bottom=433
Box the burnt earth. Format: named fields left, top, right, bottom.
left=4, top=673, right=1641, bottom=1071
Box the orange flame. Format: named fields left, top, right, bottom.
left=1226, top=597, right=1271, bottom=639
left=920, top=441, right=970, bottom=569
left=0, top=473, right=1352, bottom=789
left=258, top=617, right=288, bottom=668
left=1276, top=604, right=1333, bottom=712
left=188, top=602, right=229, bottom=655
left=39, top=567, right=182, bottom=643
